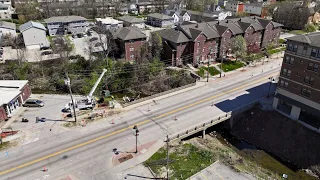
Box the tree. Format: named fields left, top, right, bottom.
left=15, top=0, right=41, bottom=21
left=235, top=12, right=248, bottom=17
left=230, top=35, right=247, bottom=60
left=304, top=23, right=317, bottom=32
left=149, top=32, right=163, bottom=59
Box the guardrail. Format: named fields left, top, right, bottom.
left=168, top=100, right=259, bottom=142
left=122, top=82, right=196, bottom=107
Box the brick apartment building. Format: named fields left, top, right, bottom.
left=158, top=16, right=282, bottom=66
left=111, top=27, right=147, bottom=61
left=0, top=80, right=31, bottom=121
left=273, top=32, right=320, bottom=131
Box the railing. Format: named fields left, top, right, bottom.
left=167, top=100, right=259, bottom=142
left=122, top=82, right=196, bottom=107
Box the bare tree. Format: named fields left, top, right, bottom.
left=52, top=36, right=73, bottom=68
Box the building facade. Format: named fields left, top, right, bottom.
left=273, top=32, right=320, bottom=131
left=225, top=1, right=244, bottom=14
left=44, top=16, right=88, bottom=36
left=19, top=21, right=49, bottom=50
left=95, top=17, right=123, bottom=30
left=112, top=26, right=147, bottom=60
left=0, top=3, right=14, bottom=19
left=146, top=13, right=174, bottom=27
left=0, top=21, right=16, bottom=39
left=0, top=80, right=31, bottom=121
left=117, top=16, right=145, bottom=29
left=158, top=16, right=282, bottom=66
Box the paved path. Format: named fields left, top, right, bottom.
left=189, top=161, right=256, bottom=180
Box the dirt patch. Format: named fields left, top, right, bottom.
left=231, top=107, right=320, bottom=176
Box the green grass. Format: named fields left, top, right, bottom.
left=196, top=68, right=205, bottom=78
left=145, top=143, right=214, bottom=179
left=289, top=30, right=306, bottom=35
left=267, top=47, right=286, bottom=55
left=63, top=122, right=77, bottom=127
left=202, top=66, right=220, bottom=76
left=219, top=61, right=244, bottom=72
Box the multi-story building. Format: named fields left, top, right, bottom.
left=0, top=21, right=16, bottom=39
left=158, top=16, right=282, bottom=66
left=0, top=3, right=14, bottom=19
left=225, top=1, right=244, bottom=14
left=111, top=26, right=147, bottom=61
left=117, top=16, right=145, bottom=29
left=273, top=32, right=320, bottom=130
left=44, top=16, right=88, bottom=36
left=243, top=3, right=269, bottom=18
left=146, top=13, right=174, bottom=27
left=95, top=17, right=123, bottom=30
left=19, top=21, right=49, bottom=49
left=136, top=1, right=169, bottom=14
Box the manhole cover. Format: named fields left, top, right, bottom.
left=118, top=154, right=133, bottom=163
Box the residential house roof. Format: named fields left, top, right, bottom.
left=218, top=20, right=244, bottom=35
left=253, top=17, right=283, bottom=28
left=95, top=17, right=122, bottom=25
left=0, top=21, right=16, bottom=30
left=44, top=16, right=87, bottom=23
left=148, top=13, right=174, bottom=20
left=287, top=32, right=320, bottom=48
left=157, top=28, right=189, bottom=43
left=19, top=21, right=46, bottom=32
left=117, top=16, right=145, bottom=23
left=112, top=26, right=147, bottom=41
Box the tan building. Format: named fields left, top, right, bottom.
left=273, top=32, right=320, bottom=131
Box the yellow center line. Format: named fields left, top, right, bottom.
left=0, top=73, right=277, bottom=176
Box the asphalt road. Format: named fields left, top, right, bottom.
left=0, top=67, right=280, bottom=180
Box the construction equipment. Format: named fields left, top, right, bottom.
left=63, top=69, right=108, bottom=111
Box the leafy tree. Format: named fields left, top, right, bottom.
left=230, top=35, right=247, bottom=60
left=150, top=32, right=163, bottom=59
left=304, top=23, right=317, bottom=32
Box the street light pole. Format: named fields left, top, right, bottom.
left=207, top=49, right=213, bottom=82
left=133, top=125, right=139, bottom=153
left=267, top=76, right=273, bottom=97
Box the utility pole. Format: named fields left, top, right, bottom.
left=133, top=125, right=139, bottom=153
left=207, top=48, right=213, bottom=82
left=166, top=135, right=170, bottom=180
left=65, top=72, right=77, bottom=123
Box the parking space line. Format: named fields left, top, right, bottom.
left=200, top=172, right=209, bottom=180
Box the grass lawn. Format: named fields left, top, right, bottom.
left=202, top=66, right=220, bottom=76
left=267, top=47, right=286, bottom=55
left=145, top=143, right=214, bottom=179
left=196, top=68, right=205, bottom=78
left=0, top=142, right=10, bottom=151
left=219, top=61, right=244, bottom=72
left=289, top=30, right=306, bottom=35
left=144, top=136, right=317, bottom=180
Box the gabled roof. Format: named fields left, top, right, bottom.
left=117, top=16, right=145, bottom=23
left=148, top=13, right=174, bottom=20
left=0, top=21, right=16, bottom=30
left=19, top=21, right=46, bottom=32
left=44, top=16, right=87, bottom=23
left=287, top=32, right=320, bottom=48
left=218, top=20, right=243, bottom=35
left=158, top=28, right=189, bottom=43
left=112, top=26, right=146, bottom=41
left=236, top=21, right=252, bottom=31
left=239, top=17, right=264, bottom=31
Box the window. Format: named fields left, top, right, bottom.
left=202, top=48, right=205, bottom=52
left=287, top=43, right=292, bottom=51
left=130, top=54, right=134, bottom=59
left=301, top=88, right=311, bottom=97
left=197, top=42, right=200, bottom=46
left=284, top=56, right=290, bottom=64
left=304, top=76, right=315, bottom=85
left=290, top=57, right=294, bottom=65
left=129, top=47, right=134, bottom=51
left=300, top=59, right=303, bottom=63
left=293, top=44, right=298, bottom=52
left=296, top=72, right=300, bottom=76
left=311, top=48, right=317, bottom=57
left=280, top=80, right=289, bottom=88
left=281, top=68, right=291, bottom=77
left=314, top=64, right=319, bottom=72
left=308, top=62, right=314, bottom=70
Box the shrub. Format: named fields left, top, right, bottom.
left=304, top=23, right=317, bottom=33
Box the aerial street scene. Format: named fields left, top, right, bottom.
left=0, top=0, right=320, bottom=179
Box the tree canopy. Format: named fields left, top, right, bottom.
left=231, top=35, right=247, bottom=60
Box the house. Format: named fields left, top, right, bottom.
left=0, top=80, right=31, bottom=121
left=119, top=7, right=129, bottom=15
left=273, top=4, right=320, bottom=30
left=136, top=1, right=169, bottom=14
left=44, top=16, right=88, bottom=36
left=158, top=16, right=282, bottom=66
left=117, top=16, right=145, bottom=29
left=225, top=1, right=244, bottom=14
left=0, top=21, right=16, bottom=39
left=146, top=13, right=174, bottom=27
left=180, top=10, right=217, bottom=22
left=128, top=3, right=138, bottom=14
left=273, top=32, right=320, bottom=131
left=0, top=4, right=14, bottom=19
left=111, top=26, right=147, bottom=60
left=19, top=21, right=49, bottom=50
left=95, top=17, right=123, bottom=30
left=243, top=3, right=269, bottom=18
left=211, top=10, right=233, bottom=20
left=163, top=10, right=191, bottom=23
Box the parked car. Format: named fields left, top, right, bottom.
left=41, top=50, right=53, bottom=56
left=23, top=99, right=44, bottom=107
left=40, top=46, right=50, bottom=50
left=89, top=37, right=98, bottom=42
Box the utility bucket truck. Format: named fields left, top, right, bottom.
left=63, top=69, right=107, bottom=111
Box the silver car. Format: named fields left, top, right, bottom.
left=23, top=99, right=44, bottom=107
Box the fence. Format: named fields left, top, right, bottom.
left=122, top=82, right=196, bottom=107
left=167, top=100, right=259, bottom=142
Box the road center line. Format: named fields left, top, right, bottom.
left=0, top=73, right=277, bottom=176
